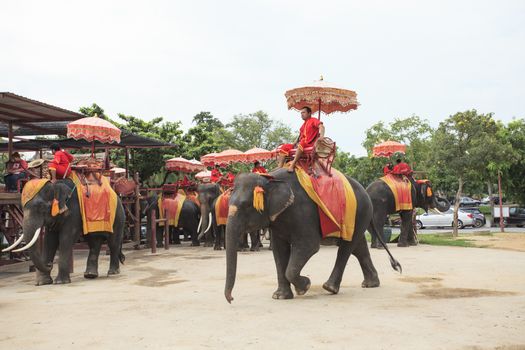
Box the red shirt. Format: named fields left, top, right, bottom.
left=49, top=150, right=74, bottom=178
left=210, top=169, right=222, bottom=183
left=299, top=117, right=322, bottom=150
left=252, top=166, right=267, bottom=174
left=383, top=165, right=392, bottom=176
left=7, top=160, right=28, bottom=174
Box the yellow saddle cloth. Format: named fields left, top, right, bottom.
left=21, top=179, right=50, bottom=207
left=158, top=193, right=186, bottom=227
left=380, top=174, right=413, bottom=211
left=295, top=165, right=357, bottom=241
left=71, top=172, right=118, bottom=235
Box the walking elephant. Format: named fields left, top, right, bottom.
left=3, top=179, right=125, bottom=285
left=140, top=193, right=200, bottom=246
left=366, top=177, right=450, bottom=248
left=224, top=170, right=400, bottom=303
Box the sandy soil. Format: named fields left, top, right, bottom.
left=1, top=241, right=524, bottom=350
left=465, top=233, right=525, bottom=252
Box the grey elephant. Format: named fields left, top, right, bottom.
left=366, top=177, right=450, bottom=247
left=197, top=183, right=261, bottom=251
left=3, top=179, right=125, bottom=285
left=140, top=192, right=200, bottom=246
left=224, top=170, right=400, bottom=303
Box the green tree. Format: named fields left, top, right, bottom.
left=501, top=119, right=525, bottom=205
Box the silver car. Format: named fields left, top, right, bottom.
left=416, top=209, right=475, bottom=229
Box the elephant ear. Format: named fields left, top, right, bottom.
left=264, top=180, right=294, bottom=222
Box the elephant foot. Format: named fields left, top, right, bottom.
left=272, top=287, right=294, bottom=300
left=204, top=242, right=213, bottom=247
left=55, top=275, right=71, bottom=284
left=370, top=242, right=379, bottom=249
left=397, top=242, right=409, bottom=247
left=408, top=241, right=418, bottom=246
left=156, top=243, right=164, bottom=248
left=322, top=281, right=340, bottom=294
left=294, top=276, right=311, bottom=296
left=107, top=268, right=120, bottom=276
left=173, top=241, right=181, bottom=245
left=237, top=247, right=248, bottom=252
left=36, top=274, right=53, bottom=286
left=213, top=245, right=223, bottom=251
left=250, top=246, right=260, bottom=252
left=361, top=278, right=380, bottom=288
left=191, top=242, right=200, bottom=247
left=84, top=271, right=99, bottom=279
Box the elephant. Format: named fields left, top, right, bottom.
left=3, top=179, right=126, bottom=285
left=140, top=193, right=200, bottom=247
left=197, top=183, right=263, bottom=251
left=366, top=176, right=451, bottom=248
left=224, top=170, right=400, bottom=303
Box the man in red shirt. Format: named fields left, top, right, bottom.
left=278, top=106, right=325, bottom=172
left=48, top=143, right=74, bottom=182
left=383, top=162, right=393, bottom=176
left=251, top=161, right=267, bottom=174
left=210, top=165, right=222, bottom=183
left=391, top=158, right=413, bottom=177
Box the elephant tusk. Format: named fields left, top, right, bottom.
left=1, top=234, right=25, bottom=252
left=197, top=216, right=202, bottom=233
left=204, top=213, right=212, bottom=234
left=12, top=228, right=41, bottom=253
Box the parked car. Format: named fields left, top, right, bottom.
left=456, top=197, right=481, bottom=207
left=416, top=209, right=475, bottom=229
left=494, top=207, right=525, bottom=227
left=459, top=207, right=486, bottom=228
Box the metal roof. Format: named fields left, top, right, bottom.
left=0, top=92, right=87, bottom=123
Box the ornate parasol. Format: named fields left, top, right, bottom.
left=372, top=140, right=406, bottom=158
left=243, top=147, right=276, bottom=163
left=166, top=157, right=204, bottom=173
left=195, top=170, right=211, bottom=182
left=200, top=152, right=217, bottom=167
left=67, top=114, right=121, bottom=156
left=285, top=76, right=359, bottom=120
left=213, top=149, right=245, bottom=166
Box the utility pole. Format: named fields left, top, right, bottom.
left=498, top=171, right=504, bottom=233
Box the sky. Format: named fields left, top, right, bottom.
left=1, top=0, right=524, bottom=155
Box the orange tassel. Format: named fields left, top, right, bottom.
left=426, top=187, right=433, bottom=197
left=51, top=199, right=60, bottom=217
left=253, top=186, right=264, bottom=212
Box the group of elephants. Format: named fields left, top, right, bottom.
left=7, top=168, right=450, bottom=303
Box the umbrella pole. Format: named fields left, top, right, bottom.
left=91, top=141, right=95, bottom=158
left=318, top=99, right=321, bottom=120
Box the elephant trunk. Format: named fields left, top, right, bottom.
left=225, top=217, right=241, bottom=303
left=435, top=196, right=451, bottom=212
left=19, top=212, right=51, bottom=273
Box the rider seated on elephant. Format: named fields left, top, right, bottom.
left=391, top=158, right=413, bottom=177
left=48, top=143, right=74, bottom=183
left=278, top=106, right=325, bottom=173
left=251, top=161, right=267, bottom=174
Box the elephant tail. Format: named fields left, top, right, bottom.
left=119, top=251, right=126, bottom=265
left=369, top=219, right=402, bottom=274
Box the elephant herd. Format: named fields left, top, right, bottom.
left=6, top=169, right=450, bottom=304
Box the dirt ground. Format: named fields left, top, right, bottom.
left=1, top=240, right=524, bottom=350
left=466, top=233, right=525, bottom=252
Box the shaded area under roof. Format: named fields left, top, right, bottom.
left=0, top=92, right=86, bottom=123
left=0, top=131, right=175, bottom=152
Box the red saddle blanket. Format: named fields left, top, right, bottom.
left=158, top=193, right=186, bottom=227
left=380, top=174, right=413, bottom=211
left=294, top=161, right=357, bottom=241
left=70, top=172, right=118, bottom=235
left=215, top=190, right=231, bottom=226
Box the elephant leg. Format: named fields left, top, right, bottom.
left=190, top=227, right=200, bottom=247
left=370, top=210, right=387, bottom=249
left=398, top=210, right=413, bottom=247
left=214, top=225, right=224, bottom=250
left=55, top=228, right=80, bottom=284
left=37, top=230, right=58, bottom=286
left=249, top=231, right=260, bottom=251
left=285, top=242, right=319, bottom=296
left=84, top=235, right=103, bottom=279
left=323, top=240, right=355, bottom=294
left=238, top=232, right=249, bottom=251
left=156, top=226, right=164, bottom=248
left=271, top=233, right=293, bottom=299
left=172, top=227, right=181, bottom=245
left=351, top=233, right=380, bottom=288
left=106, top=234, right=121, bottom=276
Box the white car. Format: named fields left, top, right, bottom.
left=416, top=209, right=475, bottom=229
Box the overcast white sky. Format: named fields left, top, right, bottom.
left=1, top=0, right=524, bottom=155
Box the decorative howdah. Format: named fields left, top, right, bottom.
left=67, top=115, right=121, bottom=143
left=243, top=147, right=276, bottom=163
left=213, top=149, right=245, bottom=166
left=200, top=153, right=217, bottom=167
left=166, top=157, right=204, bottom=173
left=372, top=141, right=406, bottom=158
left=285, top=77, right=359, bottom=116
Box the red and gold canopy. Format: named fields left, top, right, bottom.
left=165, top=157, right=204, bottom=173
left=200, top=153, right=217, bottom=167
left=67, top=115, right=121, bottom=143
left=243, top=147, right=276, bottom=163
left=213, top=149, right=245, bottom=166
left=285, top=77, right=359, bottom=117
left=372, top=141, right=406, bottom=158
